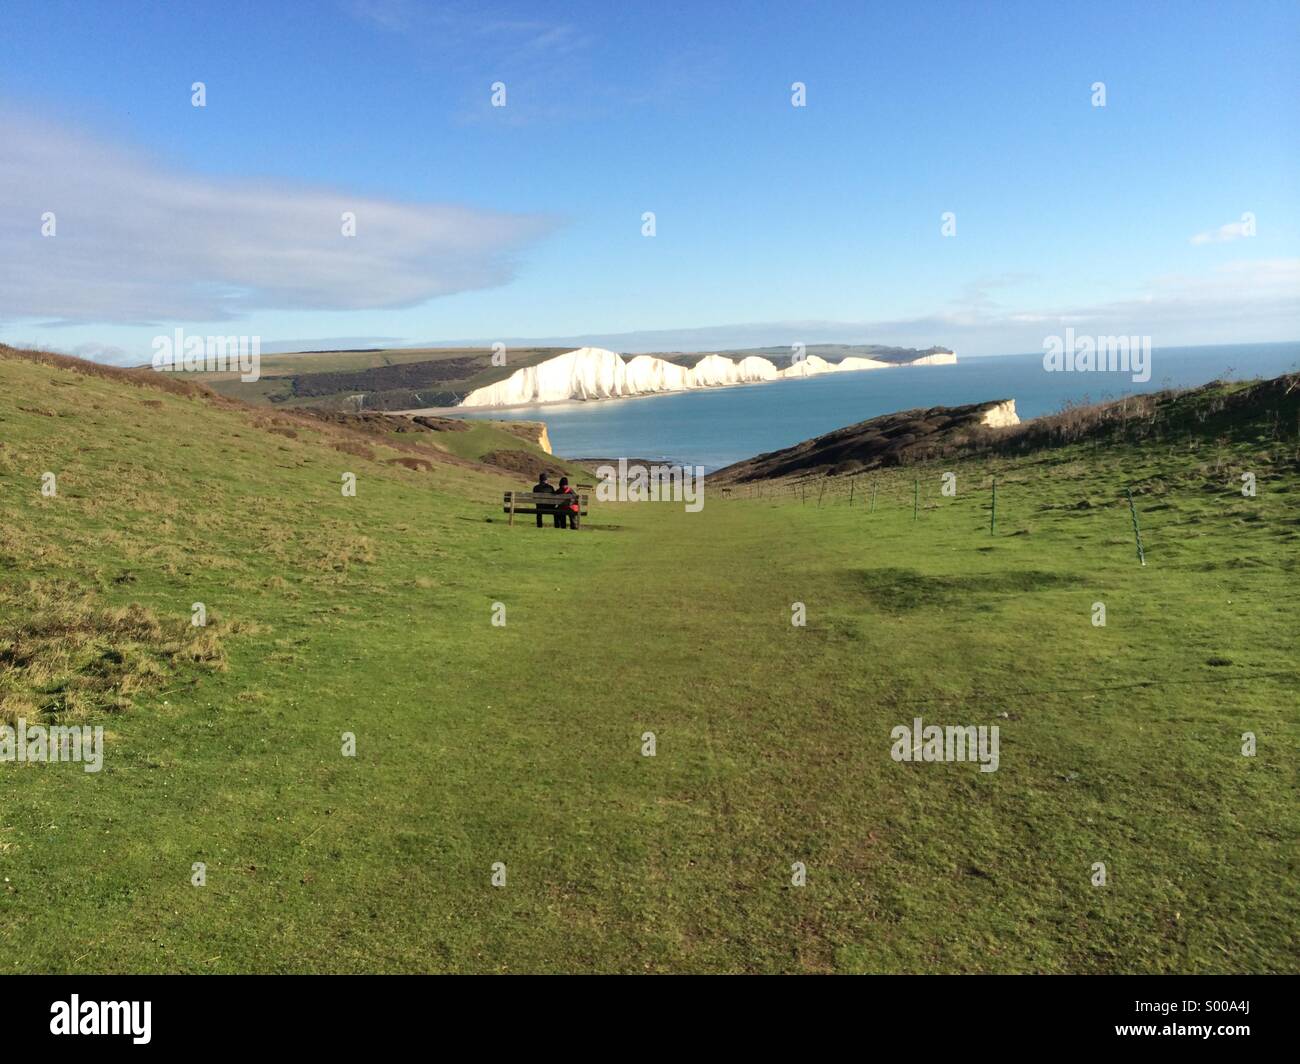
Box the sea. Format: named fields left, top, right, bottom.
left=457, top=342, right=1300, bottom=472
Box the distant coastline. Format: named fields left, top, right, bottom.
left=444, top=342, right=1300, bottom=472
left=395, top=354, right=960, bottom=416
left=454, top=345, right=957, bottom=409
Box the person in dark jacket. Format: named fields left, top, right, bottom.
left=531, top=472, right=556, bottom=528
left=555, top=476, right=580, bottom=530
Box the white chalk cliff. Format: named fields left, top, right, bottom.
left=979, top=399, right=1020, bottom=428
left=459, top=346, right=956, bottom=408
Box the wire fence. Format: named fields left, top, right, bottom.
left=713, top=462, right=1291, bottom=559
left=711, top=465, right=1296, bottom=701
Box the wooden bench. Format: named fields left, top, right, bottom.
left=502, top=490, right=590, bottom=526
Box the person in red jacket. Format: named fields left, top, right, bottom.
left=555, top=476, right=580, bottom=530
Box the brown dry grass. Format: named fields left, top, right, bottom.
left=0, top=580, right=259, bottom=721
left=0, top=343, right=214, bottom=400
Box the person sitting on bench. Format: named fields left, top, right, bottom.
left=531, top=472, right=556, bottom=528
left=555, top=476, right=580, bottom=530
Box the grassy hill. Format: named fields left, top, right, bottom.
left=1, top=345, right=1296, bottom=973
left=712, top=398, right=1019, bottom=481
left=714, top=376, right=1300, bottom=485
left=193, top=345, right=571, bottom=411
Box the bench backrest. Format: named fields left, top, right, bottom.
left=505, top=491, right=569, bottom=504
left=502, top=490, right=589, bottom=514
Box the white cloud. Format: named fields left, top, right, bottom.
left=1190, top=214, right=1256, bottom=245
left=70, top=341, right=133, bottom=366
left=0, top=110, right=558, bottom=325
left=415, top=259, right=1300, bottom=356
left=258, top=336, right=405, bottom=354
left=343, top=0, right=590, bottom=68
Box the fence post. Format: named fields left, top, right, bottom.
left=817, top=481, right=825, bottom=507
left=849, top=478, right=855, bottom=507
left=508, top=491, right=515, bottom=527
left=1126, top=487, right=1146, bottom=566
left=990, top=477, right=996, bottom=536
left=870, top=481, right=877, bottom=513
left=913, top=478, right=919, bottom=521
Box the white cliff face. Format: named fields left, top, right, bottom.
left=459, top=346, right=956, bottom=408
left=686, top=354, right=779, bottom=386
left=779, top=355, right=831, bottom=378
left=736, top=355, right=780, bottom=381
left=688, top=353, right=742, bottom=386
left=834, top=356, right=892, bottom=372
left=558, top=346, right=628, bottom=399
left=908, top=351, right=958, bottom=367
left=625, top=354, right=691, bottom=392
left=980, top=399, right=1020, bottom=427
left=460, top=346, right=628, bottom=406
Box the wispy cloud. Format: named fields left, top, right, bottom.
left=259, top=336, right=406, bottom=354
left=69, top=341, right=131, bottom=365
left=413, top=260, right=1300, bottom=356
left=342, top=0, right=590, bottom=67
left=0, top=109, right=559, bottom=326
left=1190, top=214, right=1256, bottom=245
left=341, top=0, right=713, bottom=124
left=342, top=0, right=416, bottom=33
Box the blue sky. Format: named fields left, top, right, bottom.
left=1, top=0, right=1297, bottom=361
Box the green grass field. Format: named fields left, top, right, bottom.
left=1, top=349, right=1296, bottom=973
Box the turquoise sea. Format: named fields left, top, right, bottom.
left=460, top=342, right=1300, bottom=472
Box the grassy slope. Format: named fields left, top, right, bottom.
left=424, top=420, right=549, bottom=465
left=0, top=352, right=1296, bottom=973
left=196, top=346, right=567, bottom=409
